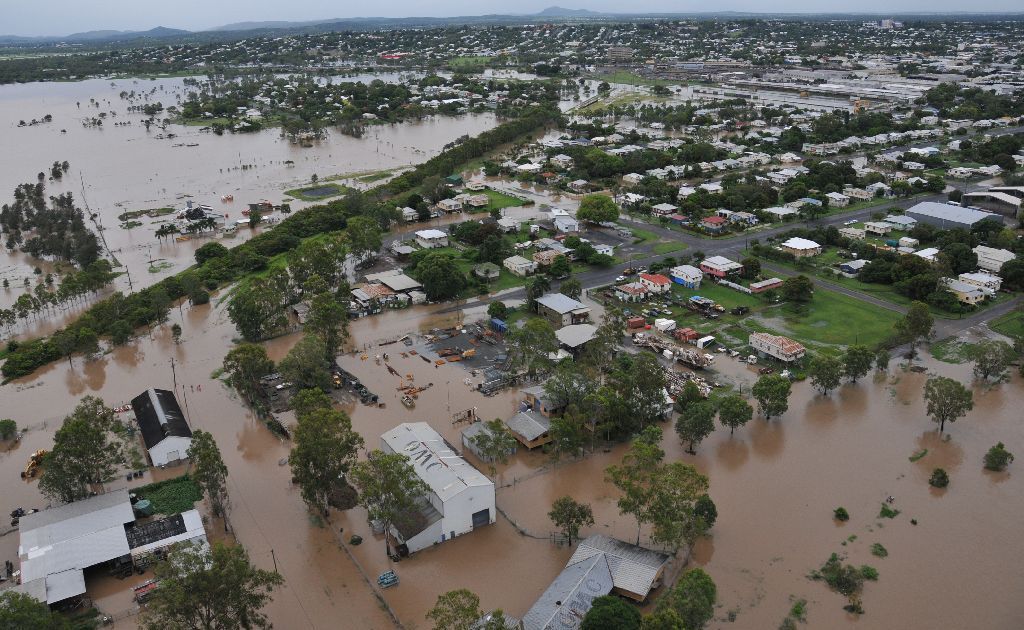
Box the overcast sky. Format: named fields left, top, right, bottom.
left=5, top=1, right=1022, bottom=36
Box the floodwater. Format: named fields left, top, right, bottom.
left=1, top=77, right=1023, bottom=630
left=0, top=76, right=499, bottom=311
left=1, top=284, right=1022, bottom=629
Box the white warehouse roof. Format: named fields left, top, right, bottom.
left=381, top=422, right=492, bottom=502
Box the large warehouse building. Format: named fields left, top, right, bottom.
left=131, top=388, right=193, bottom=466
left=380, top=422, right=495, bottom=555
left=904, top=201, right=1003, bottom=230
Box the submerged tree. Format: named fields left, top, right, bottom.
left=923, top=376, right=973, bottom=433
left=187, top=430, right=229, bottom=522
left=548, top=496, right=595, bottom=546
left=289, top=408, right=363, bottom=516
left=39, top=397, right=128, bottom=503
left=426, top=589, right=483, bottom=630
left=349, top=450, right=430, bottom=558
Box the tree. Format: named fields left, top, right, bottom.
left=291, top=388, right=332, bottom=420
left=809, top=355, right=843, bottom=395
left=561, top=277, right=582, bottom=300
left=656, top=568, right=717, bottom=630
left=675, top=401, right=715, bottom=454
left=426, top=589, right=482, bottom=630
left=187, top=430, right=229, bottom=521
left=606, top=427, right=665, bottom=544
left=642, top=608, right=687, bottom=630
left=470, top=419, right=518, bottom=477
left=304, top=284, right=347, bottom=361
left=349, top=450, right=431, bottom=557
left=938, top=242, right=978, bottom=275
left=740, top=257, right=761, bottom=279
left=547, top=405, right=589, bottom=462
left=983, top=442, right=1014, bottom=471
left=781, top=274, right=814, bottom=304
left=694, top=494, right=717, bottom=529
left=923, top=376, right=973, bottom=433
left=717, top=395, right=752, bottom=435
left=751, top=374, right=792, bottom=420
left=875, top=347, right=891, bottom=371
left=843, top=345, right=874, bottom=383
left=972, top=339, right=1014, bottom=381
left=581, top=596, right=642, bottom=630
left=142, top=541, right=283, bottom=630
left=223, top=343, right=275, bottom=402
left=227, top=278, right=286, bottom=341
left=506, top=317, right=557, bottom=377
left=525, top=275, right=551, bottom=312
left=576, top=194, right=620, bottom=223
left=610, top=353, right=669, bottom=433
left=417, top=253, right=467, bottom=301
left=487, top=301, right=508, bottom=320
left=548, top=255, right=572, bottom=279
left=0, top=418, right=17, bottom=440
left=171, top=323, right=182, bottom=343
left=195, top=242, right=229, bottom=265
left=346, top=215, right=383, bottom=263
left=39, top=397, right=128, bottom=503
left=290, top=408, right=363, bottom=515
left=279, top=335, right=332, bottom=391
left=0, top=590, right=68, bottom=629
left=929, top=468, right=950, bottom=488
left=548, top=496, right=595, bottom=546
left=894, top=301, right=933, bottom=353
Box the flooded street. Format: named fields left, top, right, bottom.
left=0, top=77, right=498, bottom=310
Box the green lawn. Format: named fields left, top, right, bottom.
left=929, top=337, right=980, bottom=364
left=593, top=70, right=683, bottom=87
left=750, top=289, right=902, bottom=348
left=479, top=188, right=527, bottom=212
left=135, top=475, right=203, bottom=515
left=990, top=311, right=1024, bottom=339
left=653, top=241, right=687, bottom=255
left=284, top=183, right=347, bottom=201
left=449, top=55, right=494, bottom=70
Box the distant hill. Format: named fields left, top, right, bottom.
left=536, top=6, right=605, bottom=17
left=63, top=26, right=191, bottom=42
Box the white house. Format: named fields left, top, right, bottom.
left=973, top=245, right=1015, bottom=272
left=131, top=389, right=192, bottom=467
left=670, top=265, right=703, bottom=289
left=958, top=271, right=1001, bottom=293
left=380, top=422, right=495, bottom=555
left=437, top=198, right=463, bottom=213
left=400, top=207, right=418, bottom=222
left=553, top=215, right=580, bottom=234
left=638, top=273, right=672, bottom=294
left=415, top=229, right=449, bottom=249
left=779, top=237, right=822, bottom=257
left=650, top=203, right=678, bottom=217
left=864, top=221, right=893, bottom=235
left=622, top=173, right=643, bottom=186
left=503, top=255, right=537, bottom=277
left=825, top=192, right=850, bottom=208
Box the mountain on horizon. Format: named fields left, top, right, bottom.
left=63, top=26, right=191, bottom=41
left=535, top=6, right=605, bottom=17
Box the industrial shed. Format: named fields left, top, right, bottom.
left=381, top=423, right=495, bottom=555
left=131, top=388, right=193, bottom=466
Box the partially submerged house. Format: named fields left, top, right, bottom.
left=380, top=423, right=495, bottom=555
left=750, top=332, right=806, bottom=362
left=522, top=535, right=671, bottom=630
left=505, top=409, right=552, bottom=449
left=131, top=388, right=192, bottom=467
left=535, top=293, right=590, bottom=328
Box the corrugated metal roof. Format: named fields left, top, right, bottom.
left=19, top=489, right=134, bottom=583
left=555, top=324, right=597, bottom=349
left=568, top=535, right=670, bottom=599
left=906, top=201, right=1001, bottom=225
left=45, top=569, right=87, bottom=604
left=505, top=410, right=551, bottom=442
left=381, top=423, right=493, bottom=503
left=536, top=293, right=587, bottom=315
left=522, top=554, right=613, bottom=630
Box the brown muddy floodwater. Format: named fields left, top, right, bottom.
left=2, top=289, right=1023, bottom=629
left=0, top=76, right=499, bottom=312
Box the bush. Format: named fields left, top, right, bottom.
left=135, top=475, right=203, bottom=514
left=833, top=507, right=850, bottom=521
left=0, top=418, right=17, bottom=440
left=983, top=442, right=1014, bottom=471
left=929, top=468, right=949, bottom=488
left=870, top=543, right=888, bottom=558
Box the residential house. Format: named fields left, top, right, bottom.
left=473, top=263, right=501, bottom=281
left=825, top=192, right=850, bottom=208
left=651, top=203, right=678, bottom=217
left=864, top=221, right=893, bottom=235
left=839, top=259, right=869, bottom=275
left=884, top=215, right=917, bottom=229
left=839, top=227, right=866, bottom=240
left=701, top=215, right=727, bottom=233
left=555, top=323, right=598, bottom=356
left=763, top=206, right=798, bottom=221
left=750, top=332, right=806, bottom=362
left=940, top=278, right=986, bottom=305
left=462, top=422, right=516, bottom=463
left=415, top=229, right=449, bottom=249
left=522, top=384, right=566, bottom=418
left=622, top=173, right=643, bottom=186
left=779, top=237, right=822, bottom=257
left=730, top=211, right=759, bottom=225
left=401, top=206, right=418, bottom=222
left=638, top=273, right=672, bottom=294
left=749, top=277, right=784, bottom=293
left=614, top=282, right=648, bottom=302
left=669, top=265, right=703, bottom=289
left=913, top=247, right=940, bottom=263
left=700, top=256, right=743, bottom=278
left=568, top=179, right=590, bottom=194
left=503, top=255, right=537, bottom=277
left=973, top=245, right=1015, bottom=272
left=535, top=293, right=590, bottom=328
left=844, top=187, right=873, bottom=201
left=522, top=535, right=670, bottom=630
left=958, top=272, right=1001, bottom=293
left=552, top=154, right=574, bottom=169
left=497, top=217, right=519, bottom=233
left=437, top=198, right=464, bottom=214
left=380, top=423, right=495, bottom=555
left=504, top=409, right=552, bottom=449
left=865, top=182, right=892, bottom=197
left=532, top=250, right=563, bottom=267
left=553, top=215, right=580, bottom=234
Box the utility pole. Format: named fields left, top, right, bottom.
left=270, top=548, right=278, bottom=572
left=170, top=357, right=178, bottom=391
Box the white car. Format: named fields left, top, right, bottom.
left=843, top=219, right=857, bottom=226
left=615, top=275, right=626, bottom=282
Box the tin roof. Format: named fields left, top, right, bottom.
left=505, top=410, right=552, bottom=442
left=131, top=388, right=192, bottom=451
left=568, top=535, right=670, bottom=599
left=381, top=423, right=493, bottom=503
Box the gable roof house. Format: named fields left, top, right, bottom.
left=535, top=293, right=590, bottom=328
left=522, top=535, right=671, bottom=630
left=505, top=409, right=553, bottom=449
left=131, top=388, right=193, bottom=466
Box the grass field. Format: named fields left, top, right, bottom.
left=593, top=70, right=683, bottom=87
left=479, top=189, right=526, bottom=212
left=284, top=183, right=347, bottom=201
left=990, top=310, right=1024, bottom=339
left=449, top=55, right=494, bottom=70
left=749, top=289, right=902, bottom=348
left=929, top=337, right=980, bottom=364
left=652, top=241, right=687, bottom=255
left=135, top=475, right=203, bottom=515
